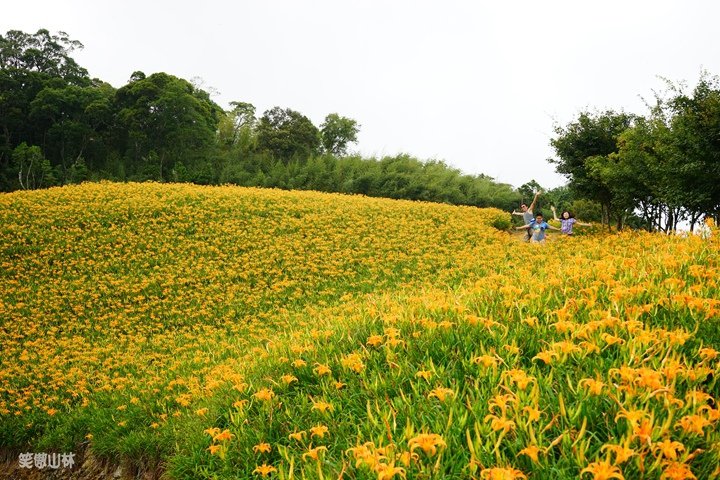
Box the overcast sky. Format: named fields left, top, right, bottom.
left=4, top=0, right=719, bottom=189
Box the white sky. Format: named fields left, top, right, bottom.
left=4, top=0, right=719, bottom=189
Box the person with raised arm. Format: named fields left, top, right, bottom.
left=550, top=206, right=591, bottom=236
left=516, top=211, right=560, bottom=244
left=512, top=191, right=541, bottom=241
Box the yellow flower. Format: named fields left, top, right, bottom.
left=579, top=378, right=605, bottom=396
left=698, top=347, right=718, bottom=361
left=213, top=429, right=234, bottom=442
left=207, top=444, right=221, bottom=455
left=408, top=433, right=446, bottom=456
left=313, top=363, right=332, bottom=376
left=654, top=439, right=684, bottom=461
left=292, top=359, right=307, bottom=368
left=310, top=424, right=329, bottom=438
left=484, top=414, right=516, bottom=433
left=533, top=350, right=556, bottom=365
left=615, top=408, right=645, bottom=426
left=341, top=353, right=365, bottom=373
left=302, top=445, right=327, bottom=461
left=474, top=354, right=499, bottom=368
left=252, top=463, right=277, bottom=476
left=415, top=370, right=432, bottom=381
left=601, top=333, right=625, bottom=346
left=479, top=467, right=528, bottom=480
left=660, top=461, right=696, bottom=480
left=518, top=445, right=541, bottom=462
left=288, top=430, right=307, bottom=441
left=312, top=399, right=333, bottom=413
left=396, top=450, right=418, bottom=467
left=580, top=460, right=625, bottom=480
left=504, top=369, right=534, bottom=390
left=676, top=415, right=710, bottom=436
left=504, top=345, right=521, bottom=355
left=601, top=444, right=635, bottom=465
left=253, top=388, right=275, bottom=402
left=427, top=387, right=454, bottom=402
left=488, top=393, right=517, bottom=416
left=281, top=374, right=298, bottom=385
left=195, top=407, right=208, bottom=417
left=633, top=418, right=654, bottom=445
left=367, top=335, right=384, bottom=347
left=375, top=461, right=406, bottom=480
left=522, top=317, right=538, bottom=327
left=347, top=442, right=382, bottom=469
left=253, top=442, right=271, bottom=454
left=522, top=406, right=541, bottom=422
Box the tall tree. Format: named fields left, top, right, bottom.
left=320, top=113, right=359, bottom=156
left=29, top=80, right=115, bottom=173
left=667, top=72, right=720, bottom=225
left=112, top=72, right=223, bottom=181
left=549, top=110, right=635, bottom=228
left=0, top=29, right=88, bottom=82
left=0, top=29, right=92, bottom=189
left=256, top=107, right=321, bottom=162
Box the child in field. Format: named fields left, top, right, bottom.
left=550, top=206, right=591, bottom=235
left=516, top=212, right=560, bottom=244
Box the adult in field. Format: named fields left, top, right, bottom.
left=550, top=206, right=591, bottom=236
left=516, top=212, right=560, bottom=244
left=512, top=191, right=541, bottom=241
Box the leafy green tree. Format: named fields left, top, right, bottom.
left=68, top=157, right=89, bottom=183
left=29, top=80, right=115, bottom=174
left=666, top=72, right=720, bottom=227
left=320, top=113, right=359, bottom=156
left=256, top=107, right=321, bottom=162
left=218, top=102, right=256, bottom=148
left=517, top=180, right=543, bottom=203
left=543, top=185, right=573, bottom=213
left=549, top=110, right=635, bottom=228
left=12, top=142, right=56, bottom=189
left=0, top=29, right=91, bottom=189
left=568, top=199, right=603, bottom=222
left=113, top=72, right=223, bottom=181
left=0, top=29, right=88, bottom=81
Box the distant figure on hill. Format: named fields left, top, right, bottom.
left=512, top=191, right=541, bottom=241
left=516, top=212, right=560, bottom=244
left=550, top=206, right=592, bottom=236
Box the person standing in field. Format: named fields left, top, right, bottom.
left=516, top=212, right=560, bottom=244
left=550, top=206, right=592, bottom=236
left=512, top=191, right=541, bottom=241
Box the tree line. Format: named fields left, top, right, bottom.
left=548, top=73, right=720, bottom=232
left=0, top=29, right=522, bottom=211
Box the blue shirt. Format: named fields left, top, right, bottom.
left=529, top=220, right=549, bottom=241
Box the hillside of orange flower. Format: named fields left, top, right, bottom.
left=0, top=181, right=718, bottom=480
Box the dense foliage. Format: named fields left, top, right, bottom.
left=0, top=29, right=521, bottom=210
left=549, top=73, right=720, bottom=232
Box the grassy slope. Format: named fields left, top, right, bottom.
left=1, top=181, right=719, bottom=479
